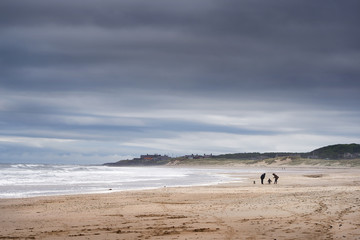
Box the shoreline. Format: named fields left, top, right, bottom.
left=1, top=165, right=245, bottom=199
left=1, top=167, right=360, bottom=239
left=0, top=165, right=358, bottom=200
left=0, top=164, right=340, bottom=200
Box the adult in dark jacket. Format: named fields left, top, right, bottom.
left=273, top=173, right=279, bottom=184
left=260, top=173, right=266, bottom=184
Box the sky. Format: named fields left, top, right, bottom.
left=1, top=0, right=360, bottom=164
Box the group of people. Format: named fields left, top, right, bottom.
left=259, top=173, right=279, bottom=184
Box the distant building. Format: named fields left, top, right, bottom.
left=185, top=154, right=213, bottom=159
left=139, top=154, right=169, bottom=161
left=343, top=152, right=360, bottom=159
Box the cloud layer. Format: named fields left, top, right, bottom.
left=1, top=0, right=359, bottom=163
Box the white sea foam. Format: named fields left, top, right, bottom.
left=0, top=164, right=318, bottom=198
left=0, top=164, right=247, bottom=198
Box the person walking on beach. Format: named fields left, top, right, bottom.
left=260, top=173, right=266, bottom=184
left=268, top=178, right=272, bottom=184
left=273, top=173, right=279, bottom=184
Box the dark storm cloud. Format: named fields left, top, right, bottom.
left=1, top=0, right=360, bottom=163
left=1, top=0, right=359, bottom=95
left=0, top=0, right=208, bottom=27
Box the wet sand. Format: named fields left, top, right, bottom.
left=1, top=167, right=360, bottom=239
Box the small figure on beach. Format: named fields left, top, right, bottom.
left=260, top=173, right=266, bottom=184
left=273, top=173, right=279, bottom=184
left=268, top=178, right=272, bottom=184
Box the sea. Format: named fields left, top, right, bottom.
left=0, top=164, right=260, bottom=199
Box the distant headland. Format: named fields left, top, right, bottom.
left=104, top=143, right=360, bottom=167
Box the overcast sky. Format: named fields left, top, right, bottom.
left=1, top=0, right=360, bottom=164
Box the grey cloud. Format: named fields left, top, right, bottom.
left=1, top=1, right=359, bottom=86
left=0, top=0, right=209, bottom=28
left=0, top=0, right=359, bottom=163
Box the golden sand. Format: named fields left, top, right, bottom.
left=1, top=167, right=360, bottom=239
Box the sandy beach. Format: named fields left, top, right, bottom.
left=1, top=167, right=360, bottom=240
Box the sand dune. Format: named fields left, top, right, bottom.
left=1, top=167, right=360, bottom=239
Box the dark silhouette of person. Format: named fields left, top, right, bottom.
left=268, top=178, right=272, bottom=184
left=273, top=173, right=279, bottom=184
left=260, top=173, right=266, bottom=184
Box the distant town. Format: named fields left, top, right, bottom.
left=104, top=144, right=360, bottom=166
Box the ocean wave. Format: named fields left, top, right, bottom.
left=0, top=165, right=240, bottom=198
